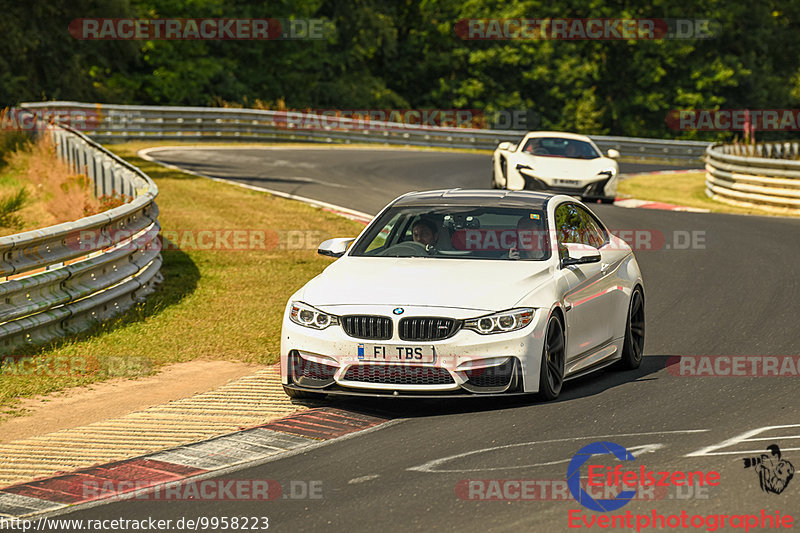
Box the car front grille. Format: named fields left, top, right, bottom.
left=341, top=315, right=393, bottom=340
left=399, top=317, right=459, bottom=341
left=343, top=365, right=454, bottom=385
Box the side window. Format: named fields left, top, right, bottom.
left=365, top=214, right=404, bottom=252
left=555, top=203, right=582, bottom=260
left=576, top=206, right=606, bottom=248
left=555, top=203, right=582, bottom=245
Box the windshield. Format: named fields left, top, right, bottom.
left=521, top=137, right=600, bottom=159
left=349, top=206, right=551, bottom=260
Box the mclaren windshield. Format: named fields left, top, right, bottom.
left=521, top=137, right=600, bottom=159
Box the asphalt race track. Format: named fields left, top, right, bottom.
left=139, top=146, right=700, bottom=214
left=63, top=147, right=800, bottom=531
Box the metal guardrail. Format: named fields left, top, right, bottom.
left=0, top=113, right=162, bottom=353
left=21, top=102, right=710, bottom=162
left=705, top=142, right=800, bottom=210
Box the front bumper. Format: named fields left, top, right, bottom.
left=280, top=305, right=548, bottom=396
left=283, top=383, right=533, bottom=399
left=521, top=174, right=614, bottom=199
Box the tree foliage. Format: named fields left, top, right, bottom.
left=1, top=0, right=799, bottom=139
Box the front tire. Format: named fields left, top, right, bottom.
left=618, top=286, right=645, bottom=369
left=539, top=314, right=565, bottom=400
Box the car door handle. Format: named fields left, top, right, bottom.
left=601, top=263, right=611, bottom=273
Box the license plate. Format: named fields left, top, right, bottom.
left=555, top=179, right=581, bottom=186
left=357, top=344, right=435, bottom=363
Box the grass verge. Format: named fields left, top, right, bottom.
left=0, top=141, right=366, bottom=417
left=0, top=134, right=101, bottom=236
left=618, top=171, right=800, bottom=217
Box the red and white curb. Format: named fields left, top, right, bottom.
left=613, top=198, right=709, bottom=213
left=0, top=408, right=390, bottom=518
left=619, top=169, right=703, bottom=178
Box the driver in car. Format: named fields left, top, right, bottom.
left=508, top=215, right=545, bottom=260
left=412, top=219, right=439, bottom=246
left=523, top=139, right=542, bottom=154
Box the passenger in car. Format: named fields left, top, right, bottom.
left=564, top=142, right=580, bottom=158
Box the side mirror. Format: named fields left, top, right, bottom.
left=318, top=238, right=355, bottom=258
left=607, top=149, right=620, bottom=159
left=561, top=242, right=601, bottom=268
left=497, top=141, right=513, bottom=151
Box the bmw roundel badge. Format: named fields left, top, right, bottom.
left=393, top=307, right=404, bottom=315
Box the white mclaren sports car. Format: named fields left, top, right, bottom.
left=492, top=131, right=620, bottom=203
left=280, top=189, right=644, bottom=400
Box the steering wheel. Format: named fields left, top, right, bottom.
left=380, top=240, right=437, bottom=257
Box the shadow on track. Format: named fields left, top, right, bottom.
left=287, top=355, right=673, bottom=420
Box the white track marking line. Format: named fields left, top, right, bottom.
left=408, top=429, right=707, bottom=473
left=348, top=474, right=380, bottom=484
left=688, top=448, right=800, bottom=456
left=685, top=424, right=800, bottom=457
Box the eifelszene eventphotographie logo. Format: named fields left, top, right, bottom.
left=742, top=444, right=794, bottom=495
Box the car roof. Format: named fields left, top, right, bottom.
left=392, top=189, right=554, bottom=209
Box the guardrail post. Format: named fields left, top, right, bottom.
left=101, top=159, right=113, bottom=197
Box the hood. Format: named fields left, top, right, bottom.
left=519, top=155, right=614, bottom=180
left=299, top=257, right=555, bottom=311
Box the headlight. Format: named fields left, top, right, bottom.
left=464, top=308, right=535, bottom=335
left=289, top=302, right=339, bottom=330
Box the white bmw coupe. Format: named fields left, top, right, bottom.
left=280, top=189, right=644, bottom=400
left=492, top=131, right=620, bottom=203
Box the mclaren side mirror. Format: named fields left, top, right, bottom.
left=497, top=141, right=513, bottom=151
left=607, top=149, right=620, bottom=159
